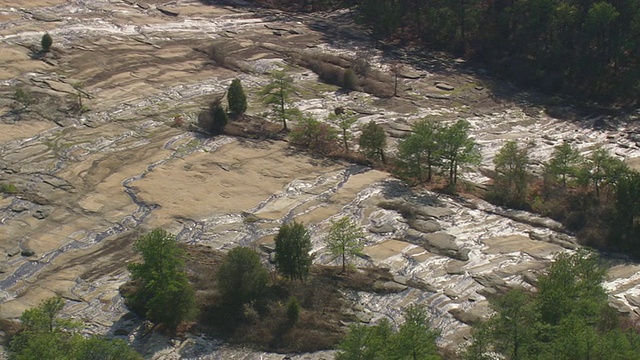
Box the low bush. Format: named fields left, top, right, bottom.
left=41, top=33, right=52, bottom=52
left=0, top=184, right=18, bottom=194
left=343, top=69, right=357, bottom=91
left=289, top=115, right=339, bottom=155
left=286, top=296, right=300, bottom=324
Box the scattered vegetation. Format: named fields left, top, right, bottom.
left=465, top=251, right=640, bottom=359
left=41, top=33, right=52, bottom=52
left=336, top=305, right=441, bottom=360
left=482, top=139, right=640, bottom=257
left=394, top=118, right=480, bottom=190
left=123, top=229, right=196, bottom=331
left=7, top=296, right=142, bottom=360
left=160, top=243, right=408, bottom=353
left=202, top=40, right=240, bottom=71
left=291, top=50, right=394, bottom=98
left=289, top=114, right=339, bottom=155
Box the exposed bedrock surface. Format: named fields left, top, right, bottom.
left=0, top=0, right=639, bottom=358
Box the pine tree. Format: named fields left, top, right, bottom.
left=227, top=78, right=247, bottom=116
left=274, top=221, right=314, bottom=281
left=326, top=217, right=365, bottom=273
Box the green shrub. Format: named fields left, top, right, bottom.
left=212, top=105, right=229, bottom=132
left=290, top=115, right=339, bottom=155
left=343, top=69, right=357, bottom=91
left=198, top=101, right=229, bottom=135
left=216, top=247, right=269, bottom=306
left=41, top=33, right=52, bottom=52
left=14, top=88, right=35, bottom=106
left=286, top=296, right=300, bottom=324
left=0, top=184, right=18, bottom=194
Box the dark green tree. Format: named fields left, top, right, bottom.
left=385, top=305, right=441, bottom=360
left=466, top=250, right=640, bottom=359
left=337, top=306, right=440, bottom=360
left=274, top=221, right=314, bottom=282
left=491, top=140, right=530, bottom=207
left=10, top=297, right=141, bottom=360
left=286, top=296, right=301, bottom=324
left=72, top=337, right=142, bottom=360
left=198, top=100, right=229, bottom=135
left=485, top=289, right=535, bottom=360
left=395, top=119, right=441, bottom=184
left=358, top=120, right=387, bottom=163
left=610, top=170, right=640, bottom=256
left=343, top=69, right=357, bottom=91
left=259, top=70, right=301, bottom=131
left=545, top=142, right=583, bottom=188
left=536, top=250, right=607, bottom=326
left=227, top=78, right=247, bottom=115
left=336, top=319, right=392, bottom=360
left=326, top=216, right=365, bottom=273
left=127, top=228, right=196, bottom=330
left=216, top=246, right=269, bottom=306
left=41, top=33, right=52, bottom=52
left=578, top=147, right=627, bottom=198
left=439, top=120, right=480, bottom=187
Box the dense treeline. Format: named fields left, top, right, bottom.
left=247, top=0, right=640, bottom=102
left=466, top=251, right=640, bottom=359
left=357, top=0, right=640, bottom=102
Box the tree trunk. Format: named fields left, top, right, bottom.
left=343, top=129, right=349, bottom=152
left=393, top=73, right=398, bottom=97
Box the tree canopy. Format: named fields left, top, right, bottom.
left=9, top=296, right=142, bottom=360
left=216, top=246, right=269, bottom=306
left=466, top=250, right=640, bottom=360
left=274, top=221, right=314, bottom=281
left=326, top=216, right=365, bottom=272
left=259, top=70, right=300, bottom=131
left=336, top=305, right=441, bottom=360
left=127, top=228, right=196, bottom=329
left=358, top=120, right=387, bottom=163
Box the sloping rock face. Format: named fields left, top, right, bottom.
left=1, top=0, right=639, bottom=358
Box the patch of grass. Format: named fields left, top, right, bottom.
left=0, top=184, right=18, bottom=195
left=13, top=87, right=36, bottom=106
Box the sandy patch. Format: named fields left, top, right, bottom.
left=483, top=234, right=563, bottom=257
left=0, top=46, right=51, bottom=80
left=364, top=239, right=413, bottom=261
left=134, top=140, right=343, bottom=227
